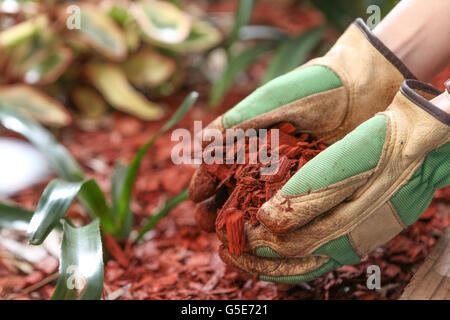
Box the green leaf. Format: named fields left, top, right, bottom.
left=0, top=105, right=114, bottom=234
left=135, top=188, right=188, bottom=242
left=209, top=41, right=276, bottom=107
left=71, top=87, right=108, bottom=120
left=115, top=92, right=198, bottom=230
left=111, top=164, right=127, bottom=215
left=177, top=20, right=222, bottom=52
left=124, top=22, right=141, bottom=52
left=0, top=103, right=83, bottom=181
left=27, top=179, right=112, bottom=245
left=309, top=0, right=356, bottom=32
left=0, top=85, right=72, bottom=127
left=143, top=20, right=222, bottom=53
left=77, top=181, right=115, bottom=233
left=131, top=0, right=191, bottom=44
left=6, top=31, right=74, bottom=86
left=51, top=219, right=104, bottom=300
left=84, top=63, right=165, bottom=121
left=226, top=0, right=255, bottom=50
left=11, top=45, right=74, bottom=85
left=0, top=15, right=48, bottom=48
left=105, top=3, right=141, bottom=50
left=111, top=163, right=133, bottom=240
left=64, top=3, right=127, bottom=61
left=0, top=203, right=33, bottom=232
left=160, top=91, right=199, bottom=132
left=107, top=4, right=134, bottom=26
left=122, top=49, right=176, bottom=88
left=261, top=27, right=324, bottom=84
left=238, top=25, right=286, bottom=41
left=310, top=0, right=398, bottom=32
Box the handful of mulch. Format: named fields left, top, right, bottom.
left=199, top=122, right=327, bottom=256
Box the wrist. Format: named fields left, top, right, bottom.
left=431, top=87, right=450, bottom=114
left=373, top=0, right=450, bottom=82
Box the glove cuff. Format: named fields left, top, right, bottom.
left=302, top=18, right=416, bottom=143
left=400, top=79, right=449, bottom=125
left=353, top=18, right=417, bottom=80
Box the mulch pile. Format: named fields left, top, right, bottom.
left=201, top=122, right=327, bottom=255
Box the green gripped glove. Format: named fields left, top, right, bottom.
left=189, top=18, right=416, bottom=210
left=218, top=80, right=450, bottom=283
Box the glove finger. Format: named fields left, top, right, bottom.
left=188, top=116, right=226, bottom=203
left=194, top=201, right=217, bottom=233
left=188, top=165, right=219, bottom=203
left=216, top=220, right=315, bottom=259
left=257, top=114, right=388, bottom=234
left=190, top=63, right=348, bottom=202
left=218, top=245, right=336, bottom=283
left=221, top=65, right=346, bottom=139
left=217, top=203, right=361, bottom=265
left=194, top=190, right=227, bottom=232
left=256, top=174, right=370, bottom=234
left=232, top=198, right=404, bottom=270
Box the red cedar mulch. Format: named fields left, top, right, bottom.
left=202, top=122, right=327, bottom=256
left=0, top=0, right=449, bottom=297
left=1, top=90, right=448, bottom=300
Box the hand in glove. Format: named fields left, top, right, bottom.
left=218, top=80, right=450, bottom=283
left=189, top=18, right=416, bottom=231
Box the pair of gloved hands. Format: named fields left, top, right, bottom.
left=189, top=18, right=450, bottom=283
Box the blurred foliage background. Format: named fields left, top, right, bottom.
left=0, top=0, right=399, bottom=126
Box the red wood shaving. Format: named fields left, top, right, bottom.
left=203, top=122, right=327, bottom=256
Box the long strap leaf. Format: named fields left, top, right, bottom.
left=225, top=0, right=256, bottom=50
left=51, top=219, right=104, bottom=300
left=0, top=202, right=33, bottom=231
left=209, top=41, right=276, bottom=107
left=114, top=92, right=198, bottom=231
left=110, top=163, right=133, bottom=240
left=28, top=179, right=113, bottom=245
left=0, top=103, right=84, bottom=182
left=0, top=103, right=114, bottom=231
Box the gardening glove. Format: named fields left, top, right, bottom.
left=218, top=79, right=450, bottom=283
left=189, top=18, right=417, bottom=230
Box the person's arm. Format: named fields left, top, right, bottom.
left=373, top=0, right=450, bottom=81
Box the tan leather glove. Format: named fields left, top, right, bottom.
left=189, top=18, right=416, bottom=231
left=218, top=80, right=450, bottom=283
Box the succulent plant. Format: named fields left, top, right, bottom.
left=0, top=0, right=222, bottom=126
